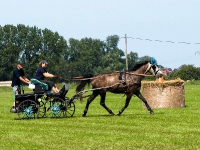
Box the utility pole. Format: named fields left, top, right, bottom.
left=125, top=34, right=128, bottom=70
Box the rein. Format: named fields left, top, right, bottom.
left=70, top=76, right=98, bottom=81
left=69, top=73, right=155, bottom=81
left=69, top=71, right=155, bottom=81
left=62, top=63, right=156, bottom=81
left=124, top=72, right=155, bottom=77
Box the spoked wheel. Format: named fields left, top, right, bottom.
left=45, top=97, right=66, bottom=118
left=17, top=99, right=39, bottom=119
left=65, top=99, right=75, bottom=117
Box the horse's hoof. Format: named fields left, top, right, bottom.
left=117, top=113, right=121, bottom=116
left=150, top=111, right=154, bottom=115
left=82, top=114, right=86, bottom=117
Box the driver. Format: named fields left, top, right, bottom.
left=35, top=60, right=59, bottom=93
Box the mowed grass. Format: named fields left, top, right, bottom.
left=1, top=82, right=200, bottom=150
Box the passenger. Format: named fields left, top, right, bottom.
left=10, top=61, right=30, bottom=113
left=35, top=60, right=60, bottom=93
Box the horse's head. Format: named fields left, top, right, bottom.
left=128, top=58, right=162, bottom=77
left=145, top=62, right=163, bottom=77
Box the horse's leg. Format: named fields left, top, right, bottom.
left=136, top=91, right=154, bottom=114
left=117, top=93, right=132, bottom=116
left=82, top=91, right=98, bottom=117
left=100, top=92, right=115, bottom=116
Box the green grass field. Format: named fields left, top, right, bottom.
left=1, top=82, right=200, bottom=150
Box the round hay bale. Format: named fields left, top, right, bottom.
left=141, top=79, right=185, bottom=108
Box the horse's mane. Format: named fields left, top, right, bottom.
left=129, top=61, right=149, bottom=71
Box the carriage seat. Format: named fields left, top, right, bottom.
left=30, top=78, right=49, bottom=94
left=30, top=78, right=69, bottom=99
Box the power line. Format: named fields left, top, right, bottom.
left=119, top=36, right=200, bottom=45
left=118, top=36, right=199, bottom=68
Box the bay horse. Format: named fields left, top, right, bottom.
left=76, top=61, right=163, bottom=117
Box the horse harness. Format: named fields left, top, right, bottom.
left=118, top=65, right=152, bottom=94
left=119, top=70, right=126, bottom=84
left=118, top=70, right=138, bottom=94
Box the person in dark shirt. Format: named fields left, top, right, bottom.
left=35, top=60, right=59, bottom=93
left=10, top=61, right=30, bottom=113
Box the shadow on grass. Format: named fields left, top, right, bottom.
left=71, top=111, right=165, bottom=118
left=11, top=110, right=166, bottom=120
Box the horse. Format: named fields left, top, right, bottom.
left=76, top=61, right=163, bottom=117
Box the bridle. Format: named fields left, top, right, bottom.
left=144, top=63, right=153, bottom=74
left=154, top=68, right=160, bottom=75
left=144, top=63, right=160, bottom=76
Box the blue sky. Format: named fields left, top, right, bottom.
left=1, top=0, right=200, bottom=69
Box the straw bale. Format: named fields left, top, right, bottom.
left=141, top=79, right=185, bottom=108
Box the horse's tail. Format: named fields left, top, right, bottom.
left=76, top=73, right=93, bottom=101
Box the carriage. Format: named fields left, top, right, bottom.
left=13, top=79, right=76, bottom=119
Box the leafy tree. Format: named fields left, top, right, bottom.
left=97, top=35, right=125, bottom=73
left=0, top=24, right=67, bottom=81
left=40, top=29, right=67, bottom=76
left=67, top=37, right=106, bottom=77
left=0, top=25, right=21, bottom=80
left=170, top=65, right=200, bottom=80
left=138, top=55, right=151, bottom=63
left=99, top=48, right=125, bottom=73
left=66, top=35, right=125, bottom=76
left=19, top=25, right=43, bottom=78
left=127, top=52, right=138, bottom=70
left=105, top=35, right=120, bottom=53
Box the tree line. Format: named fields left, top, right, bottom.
left=0, top=24, right=200, bottom=82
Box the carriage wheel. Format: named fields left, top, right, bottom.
left=45, top=97, right=66, bottom=118
left=65, top=98, right=75, bottom=117
left=17, top=99, right=39, bottom=119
